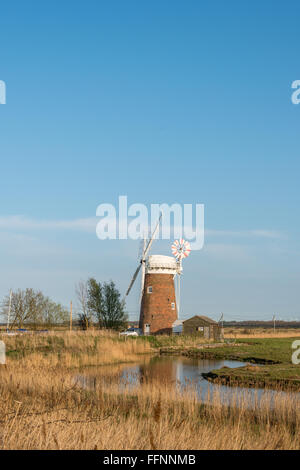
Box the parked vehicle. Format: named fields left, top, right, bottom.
left=120, top=327, right=141, bottom=337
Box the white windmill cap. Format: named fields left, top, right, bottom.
left=147, top=255, right=178, bottom=274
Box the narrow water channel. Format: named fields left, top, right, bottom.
left=76, top=355, right=299, bottom=408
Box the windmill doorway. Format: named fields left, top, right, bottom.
left=144, top=324, right=150, bottom=335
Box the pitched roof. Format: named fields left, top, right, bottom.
left=183, top=315, right=218, bottom=325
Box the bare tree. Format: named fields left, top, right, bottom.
left=43, top=300, right=68, bottom=327
left=1, top=288, right=43, bottom=328
left=75, top=280, right=93, bottom=329
left=1, top=288, right=68, bottom=329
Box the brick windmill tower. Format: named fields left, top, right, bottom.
left=125, top=215, right=191, bottom=335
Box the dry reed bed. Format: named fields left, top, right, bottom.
left=1, top=349, right=300, bottom=450
left=224, top=328, right=300, bottom=339
left=1, top=330, right=154, bottom=368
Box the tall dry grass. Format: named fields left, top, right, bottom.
left=0, top=335, right=300, bottom=450
left=1, top=330, right=154, bottom=368
left=224, top=328, right=300, bottom=339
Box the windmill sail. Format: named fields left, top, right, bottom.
left=125, top=213, right=162, bottom=298
left=125, top=262, right=143, bottom=296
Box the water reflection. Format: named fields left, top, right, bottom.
left=120, top=356, right=246, bottom=387
left=76, top=355, right=299, bottom=408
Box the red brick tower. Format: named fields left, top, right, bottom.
left=139, top=255, right=178, bottom=335
left=125, top=216, right=191, bottom=336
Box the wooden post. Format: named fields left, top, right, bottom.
left=70, top=301, right=72, bottom=331
left=7, top=289, right=12, bottom=332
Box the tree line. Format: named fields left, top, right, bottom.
left=1, top=278, right=128, bottom=330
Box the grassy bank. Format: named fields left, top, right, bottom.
left=177, top=337, right=293, bottom=363
left=1, top=330, right=212, bottom=363
left=1, top=330, right=154, bottom=367
left=159, top=337, right=300, bottom=391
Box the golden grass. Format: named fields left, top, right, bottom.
left=1, top=330, right=154, bottom=368
left=0, top=331, right=299, bottom=450
left=224, top=328, right=300, bottom=339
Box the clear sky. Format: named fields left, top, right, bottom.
left=0, top=1, right=300, bottom=321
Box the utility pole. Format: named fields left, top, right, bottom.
left=70, top=301, right=72, bottom=331
left=7, top=289, right=12, bottom=332
left=272, top=314, right=276, bottom=334
left=218, top=312, right=224, bottom=341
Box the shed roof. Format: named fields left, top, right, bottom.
left=183, top=315, right=218, bottom=325
left=172, top=320, right=183, bottom=327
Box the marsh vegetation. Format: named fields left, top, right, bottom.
left=0, top=331, right=299, bottom=449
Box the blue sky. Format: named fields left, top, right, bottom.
left=0, top=1, right=300, bottom=321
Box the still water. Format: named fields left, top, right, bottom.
left=76, top=355, right=298, bottom=408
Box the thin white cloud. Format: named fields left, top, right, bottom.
left=0, top=215, right=283, bottom=240
left=205, top=229, right=283, bottom=239
left=203, top=243, right=249, bottom=260
left=0, top=215, right=97, bottom=232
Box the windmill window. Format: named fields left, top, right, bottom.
left=147, top=287, right=153, bottom=294
left=171, top=302, right=175, bottom=310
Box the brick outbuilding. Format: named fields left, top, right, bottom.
left=183, top=315, right=224, bottom=341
